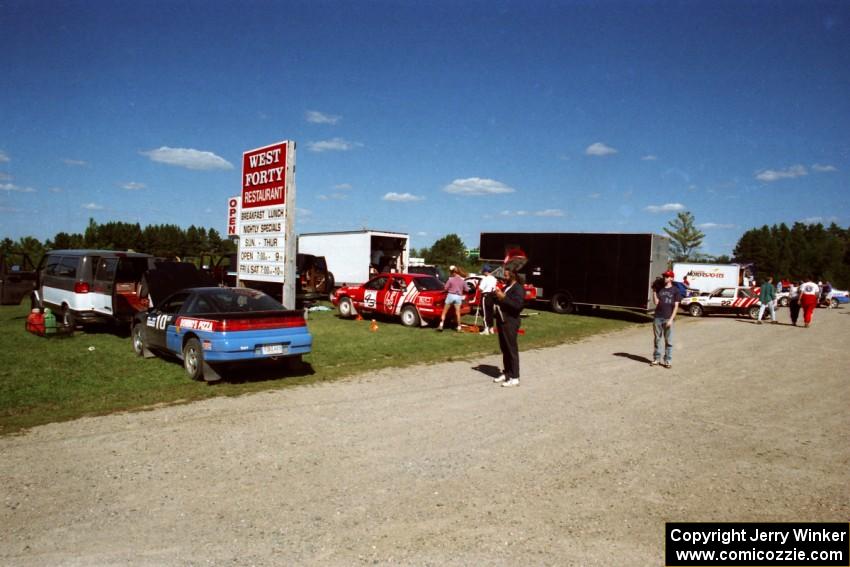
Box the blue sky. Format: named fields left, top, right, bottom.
left=1, top=1, right=848, bottom=256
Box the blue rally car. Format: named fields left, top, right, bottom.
left=132, top=287, right=312, bottom=381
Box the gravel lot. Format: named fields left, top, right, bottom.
left=2, top=308, right=848, bottom=566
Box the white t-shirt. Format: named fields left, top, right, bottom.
left=799, top=282, right=820, bottom=296
left=478, top=274, right=498, bottom=294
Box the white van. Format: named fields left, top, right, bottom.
left=33, top=250, right=155, bottom=329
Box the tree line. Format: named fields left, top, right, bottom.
left=0, top=219, right=235, bottom=262
left=733, top=222, right=850, bottom=287
left=4, top=218, right=849, bottom=288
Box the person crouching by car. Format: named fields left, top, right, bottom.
left=492, top=267, right=525, bottom=387
left=478, top=264, right=498, bottom=335
left=438, top=265, right=467, bottom=332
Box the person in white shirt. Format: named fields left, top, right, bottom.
left=477, top=265, right=499, bottom=335
left=798, top=278, right=820, bottom=328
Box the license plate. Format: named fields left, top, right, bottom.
left=261, top=344, right=287, bottom=355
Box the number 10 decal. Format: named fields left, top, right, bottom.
left=156, top=314, right=170, bottom=330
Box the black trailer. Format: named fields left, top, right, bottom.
left=479, top=232, right=670, bottom=314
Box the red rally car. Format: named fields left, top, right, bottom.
left=332, top=273, right=470, bottom=327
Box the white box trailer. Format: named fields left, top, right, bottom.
left=297, top=230, right=409, bottom=287
left=672, top=263, right=754, bottom=294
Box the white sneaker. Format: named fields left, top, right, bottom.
left=493, top=373, right=507, bottom=383
left=501, top=378, right=520, bottom=387
left=479, top=328, right=490, bottom=335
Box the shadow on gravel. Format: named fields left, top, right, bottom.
left=210, top=359, right=316, bottom=385
left=613, top=352, right=653, bottom=364
left=471, top=364, right=501, bottom=378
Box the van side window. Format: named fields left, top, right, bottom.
left=46, top=256, right=61, bottom=276
left=57, top=257, right=78, bottom=278
left=95, top=258, right=118, bottom=282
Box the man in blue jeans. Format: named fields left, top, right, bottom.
left=651, top=270, right=681, bottom=369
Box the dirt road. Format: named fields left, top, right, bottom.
left=2, top=308, right=848, bottom=566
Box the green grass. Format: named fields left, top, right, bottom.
left=0, top=302, right=646, bottom=434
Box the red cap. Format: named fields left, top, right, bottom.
left=663, top=270, right=675, bottom=277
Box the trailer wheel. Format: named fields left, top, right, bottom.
left=688, top=303, right=704, bottom=317
left=338, top=296, right=354, bottom=318
left=550, top=292, right=575, bottom=314
left=400, top=305, right=420, bottom=327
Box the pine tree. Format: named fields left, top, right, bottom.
left=663, top=211, right=705, bottom=261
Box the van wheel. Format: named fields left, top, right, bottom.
left=400, top=305, right=420, bottom=327
left=131, top=323, right=146, bottom=357
left=550, top=292, right=575, bottom=314
left=182, top=338, right=205, bottom=381
left=62, top=306, right=77, bottom=330
left=338, top=297, right=354, bottom=318
left=688, top=304, right=704, bottom=317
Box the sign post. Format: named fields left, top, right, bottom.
left=238, top=140, right=297, bottom=309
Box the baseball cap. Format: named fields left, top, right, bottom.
left=663, top=270, right=674, bottom=277
left=482, top=264, right=492, bottom=273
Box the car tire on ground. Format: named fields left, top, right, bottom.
left=779, top=296, right=789, bottom=307
left=182, top=337, right=205, bottom=381
left=748, top=305, right=760, bottom=320
left=688, top=303, right=704, bottom=317
left=550, top=291, right=575, bottom=314
left=830, top=298, right=839, bottom=308
left=338, top=297, right=354, bottom=318
left=132, top=323, right=146, bottom=357
left=400, top=305, right=420, bottom=327
left=61, top=305, right=76, bottom=330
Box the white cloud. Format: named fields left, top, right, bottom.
left=334, top=183, right=353, bottom=190
left=122, top=181, right=146, bottom=190
left=500, top=209, right=564, bottom=217
left=644, top=203, right=685, bottom=213
left=382, top=192, right=424, bottom=202
left=306, top=110, right=341, bottom=125
left=296, top=208, right=312, bottom=216
left=318, top=193, right=347, bottom=201
left=307, top=138, right=363, bottom=152
left=141, top=147, right=233, bottom=170
left=0, top=150, right=10, bottom=163
left=641, top=154, right=658, bottom=161
left=812, top=163, right=838, bottom=173
left=442, top=177, right=515, bottom=196
left=62, top=158, right=88, bottom=166
left=416, top=231, right=428, bottom=236
left=81, top=202, right=104, bottom=210
left=587, top=192, right=601, bottom=199
left=698, top=222, right=736, bottom=229
left=799, top=216, right=837, bottom=225
left=0, top=183, right=36, bottom=193
left=755, top=164, right=807, bottom=182
left=585, top=142, right=618, bottom=156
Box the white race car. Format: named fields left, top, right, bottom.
left=679, top=287, right=761, bottom=319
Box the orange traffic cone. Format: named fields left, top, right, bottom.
left=370, top=319, right=378, bottom=332
left=355, top=313, right=363, bottom=321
